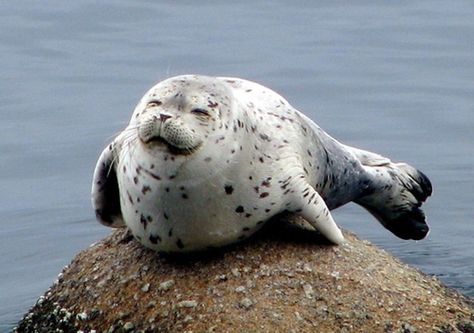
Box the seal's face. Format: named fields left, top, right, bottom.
left=130, top=75, right=233, bottom=157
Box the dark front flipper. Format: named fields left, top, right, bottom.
left=355, top=163, right=432, bottom=241
left=91, top=144, right=125, bottom=228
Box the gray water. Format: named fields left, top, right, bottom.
left=1, top=1, right=473, bottom=330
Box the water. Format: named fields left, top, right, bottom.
left=1, top=1, right=473, bottom=330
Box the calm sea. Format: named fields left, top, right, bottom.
left=1, top=1, right=473, bottom=331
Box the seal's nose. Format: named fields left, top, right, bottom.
left=160, top=113, right=172, bottom=122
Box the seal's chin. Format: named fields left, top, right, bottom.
left=141, top=136, right=202, bottom=156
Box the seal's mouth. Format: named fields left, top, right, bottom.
left=143, top=136, right=202, bottom=156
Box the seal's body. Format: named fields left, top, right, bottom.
left=92, top=75, right=432, bottom=252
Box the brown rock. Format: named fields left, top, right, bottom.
left=14, top=216, right=474, bottom=333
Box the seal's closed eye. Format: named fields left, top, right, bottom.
left=191, top=108, right=210, bottom=116
left=147, top=100, right=162, bottom=108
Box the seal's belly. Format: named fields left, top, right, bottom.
left=117, top=159, right=282, bottom=252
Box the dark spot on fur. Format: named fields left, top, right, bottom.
left=142, top=185, right=151, bottom=194
left=133, top=176, right=138, bottom=184
left=164, top=212, right=169, bottom=220
left=140, top=214, right=148, bottom=229
left=225, top=185, right=234, bottom=194
left=259, top=133, right=271, bottom=142
left=260, top=192, right=269, bottom=198
left=142, top=168, right=161, bottom=180
left=176, top=238, right=184, bottom=249
left=235, top=205, right=244, bottom=213
left=149, top=234, right=161, bottom=244
left=204, top=157, right=212, bottom=162
left=242, top=227, right=250, bottom=231
left=127, top=191, right=134, bottom=204
left=168, top=228, right=173, bottom=237
left=245, top=213, right=252, bottom=218
left=182, top=193, right=188, bottom=199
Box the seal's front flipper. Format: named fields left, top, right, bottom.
left=91, top=144, right=125, bottom=228
left=289, top=184, right=345, bottom=245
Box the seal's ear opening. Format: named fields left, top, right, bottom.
left=91, top=145, right=125, bottom=228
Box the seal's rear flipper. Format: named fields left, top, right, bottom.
left=91, top=144, right=125, bottom=228
left=354, top=158, right=432, bottom=240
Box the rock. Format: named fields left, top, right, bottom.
left=303, top=283, right=314, bottom=299
left=239, top=297, right=254, bottom=309
left=123, top=321, right=134, bottom=331
left=158, top=279, right=174, bottom=291
left=14, top=216, right=474, bottom=332
left=177, top=300, right=198, bottom=308
left=141, top=283, right=150, bottom=292
left=235, top=286, right=246, bottom=293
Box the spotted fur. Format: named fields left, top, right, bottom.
left=92, top=75, right=432, bottom=252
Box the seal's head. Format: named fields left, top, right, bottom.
left=130, top=75, right=234, bottom=157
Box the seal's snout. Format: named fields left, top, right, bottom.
left=138, top=115, right=161, bottom=144
left=138, top=112, right=176, bottom=144
left=137, top=112, right=202, bottom=155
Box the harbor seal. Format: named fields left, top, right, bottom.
left=92, top=75, right=432, bottom=252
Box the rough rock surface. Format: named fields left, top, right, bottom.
left=15, top=216, right=474, bottom=333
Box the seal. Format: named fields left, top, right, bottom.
left=92, top=75, right=432, bottom=252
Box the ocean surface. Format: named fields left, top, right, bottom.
left=1, top=1, right=473, bottom=331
